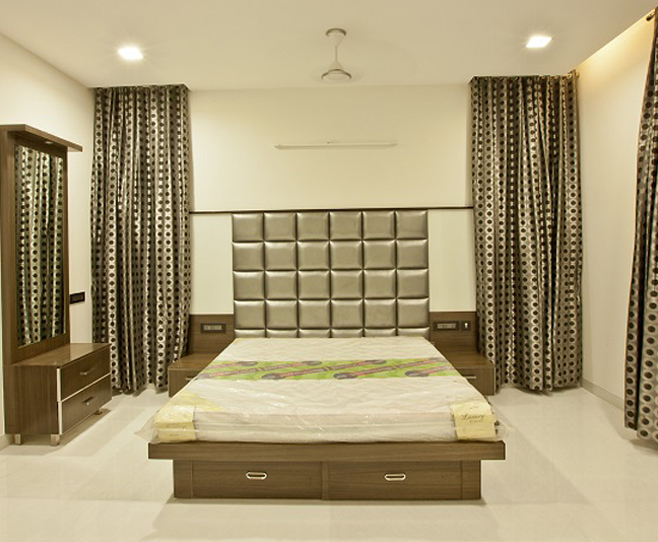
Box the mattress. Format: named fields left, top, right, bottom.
left=146, top=337, right=506, bottom=444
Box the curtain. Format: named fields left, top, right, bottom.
left=15, top=146, right=65, bottom=346
left=470, top=75, right=582, bottom=392
left=91, top=85, right=191, bottom=393
left=625, top=16, right=658, bottom=444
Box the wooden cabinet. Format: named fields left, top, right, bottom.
left=1, top=126, right=108, bottom=446
left=168, top=353, right=216, bottom=396
left=439, top=347, right=496, bottom=396
left=13, top=343, right=111, bottom=445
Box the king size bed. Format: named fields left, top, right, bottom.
left=146, top=209, right=506, bottom=500
left=146, top=336, right=506, bottom=500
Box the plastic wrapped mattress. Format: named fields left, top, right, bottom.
left=143, top=337, right=506, bottom=444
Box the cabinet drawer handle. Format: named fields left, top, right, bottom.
left=83, top=397, right=95, bottom=406
left=245, top=471, right=268, bottom=480
left=384, top=473, right=407, bottom=482
left=185, top=376, right=196, bottom=381
left=463, top=375, right=477, bottom=380
left=80, top=370, right=92, bottom=376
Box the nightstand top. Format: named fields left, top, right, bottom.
left=437, top=347, right=493, bottom=369
left=170, top=353, right=217, bottom=370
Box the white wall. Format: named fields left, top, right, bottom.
left=191, top=86, right=471, bottom=211
left=189, top=85, right=476, bottom=315
left=0, top=32, right=95, bottom=437
left=578, top=17, right=653, bottom=406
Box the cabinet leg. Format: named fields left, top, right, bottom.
left=14, top=434, right=22, bottom=445
left=50, top=435, right=61, bottom=446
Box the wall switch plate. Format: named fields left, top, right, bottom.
left=69, top=291, right=85, bottom=304
left=434, top=321, right=459, bottom=331
left=201, top=323, right=227, bottom=334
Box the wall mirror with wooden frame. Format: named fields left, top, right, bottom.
left=14, top=138, right=68, bottom=349
left=1, top=125, right=112, bottom=445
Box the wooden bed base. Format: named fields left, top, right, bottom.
left=149, top=440, right=505, bottom=500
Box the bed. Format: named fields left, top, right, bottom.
left=147, top=336, right=506, bottom=500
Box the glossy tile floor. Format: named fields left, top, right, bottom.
left=0, top=387, right=656, bottom=542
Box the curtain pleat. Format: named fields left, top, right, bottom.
left=91, top=85, right=191, bottom=393
left=625, top=16, right=658, bottom=444
left=471, top=75, right=582, bottom=392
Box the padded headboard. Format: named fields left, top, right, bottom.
left=232, top=210, right=429, bottom=338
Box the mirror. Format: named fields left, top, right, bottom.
left=14, top=145, right=66, bottom=347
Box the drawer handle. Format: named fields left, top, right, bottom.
left=384, top=473, right=407, bottom=482
left=245, top=471, right=268, bottom=481
left=83, top=397, right=95, bottom=406
left=463, top=375, right=477, bottom=380
left=80, top=370, right=93, bottom=377
left=185, top=376, right=196, bottom=382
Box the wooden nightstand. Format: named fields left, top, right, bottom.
left=438, top=347, right=496, bottom=396
left=168, top=353, right=216, bottom=396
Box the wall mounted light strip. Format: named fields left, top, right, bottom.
left=275, top=141, right=397, bottom=150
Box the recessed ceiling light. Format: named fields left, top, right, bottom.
left=526, top=36, right=552, bottom=49
left=118, top=46, right=144, bottom=61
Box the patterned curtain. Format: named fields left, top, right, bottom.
left=471, top=75, right=582, bottom=392
left=15, top=146, right=65, bottom=346
left=625, top=16, right=658, bottom=444
left=91, top=85, right=191, bottom=393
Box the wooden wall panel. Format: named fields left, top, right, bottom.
left=188, top=312, right=479, bottom=353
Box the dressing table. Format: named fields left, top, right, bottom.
left=1, top=125, right=111, bottom=445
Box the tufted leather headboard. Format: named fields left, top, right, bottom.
left=232, top=210, right=429, bottom=338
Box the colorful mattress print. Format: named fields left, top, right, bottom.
left=196, top=357, right=461, bottom=381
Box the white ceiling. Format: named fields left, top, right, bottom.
left=0, top=0, right=654, bottom=90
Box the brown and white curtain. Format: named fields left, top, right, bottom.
left=91, top=85, right=191, bottom=393
left=15, top=146, right=65, bottom=346
left=471, top=75, right=582, bottom=392
left=625, top=15, right=658, bottom=444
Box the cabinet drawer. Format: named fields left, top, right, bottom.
left=327, top=461, right=463, bottom=500
left=60, top=348, right=110, bottom=400
left=169, top=368, right=202, bottom=397
left=61, top=375, right=112, bottom=433
left=457, top=368, right=494, bottom=396
left=190, top=461, right=322, bottom=499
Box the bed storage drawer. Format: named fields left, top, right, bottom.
left=327, top=461, right=463, bottom=500
left=179, top=461, right=323, bottom=499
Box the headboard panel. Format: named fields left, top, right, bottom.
left=232, top=210, right=429, bottom=338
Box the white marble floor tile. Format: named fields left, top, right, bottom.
left=0, top=386, right=656, bottom=542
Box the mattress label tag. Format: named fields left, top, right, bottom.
left=450, top=401, right=496, bottom=440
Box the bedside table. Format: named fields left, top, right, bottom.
left=168, top=353, right=216, bottom=396
left=437, top=347, right=496, bottom=396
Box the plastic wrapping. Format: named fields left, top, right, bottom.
left=139, top=337, right=509, bottom=444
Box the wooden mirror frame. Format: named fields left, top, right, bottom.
left=0, top=125, right=81, bottom=433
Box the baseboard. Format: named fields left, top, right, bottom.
left=582, top=379, right=624, bottom=410
left=0, top=434, right=11, bottom=451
